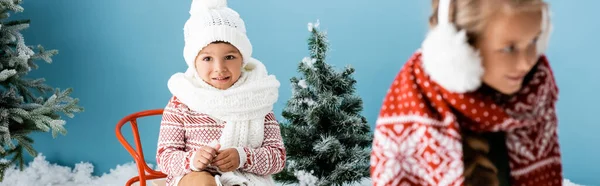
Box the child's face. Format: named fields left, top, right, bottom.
left=194, top=42, right=244, bottom=90
left=476, top=7, right=542, bottom=95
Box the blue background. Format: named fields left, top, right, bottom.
left=11, top=0, right=598, bottom=184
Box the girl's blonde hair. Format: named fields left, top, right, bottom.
left=429, top=0, right=547, bottom=45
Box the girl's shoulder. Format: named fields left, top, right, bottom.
left=377, top=50, right=450, bottom=124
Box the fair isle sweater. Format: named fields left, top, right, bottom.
left=156, top=96, right=286, bottom=186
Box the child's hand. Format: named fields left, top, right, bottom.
left=212, top=148, right=240, bottom=172
left=192, top=144, right=221, bottom=171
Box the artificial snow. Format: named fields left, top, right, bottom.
left=301, top=98, right=316, bottom=106
left=298, top=79, right=308, bottom=89
left=302, top=57, right=316, bottom=69
left=0, top=154, right=586, bottom=186
left=0, top=154, right=151, bottom=186
left=294, top=170, right=318, bottom=186
left=307, top=20, right=321, bottom=32
left=564, top=179, right=585, bottom=186
left=0, top=69, right=17, bottom=81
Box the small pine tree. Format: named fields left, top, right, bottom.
left=274, top=20, right=372, bottom=186
left=0, top=0, right=83, bottom=181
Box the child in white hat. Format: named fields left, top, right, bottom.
left=156, top=0, right=284, bottom=185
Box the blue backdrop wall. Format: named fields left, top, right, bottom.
left=12, top=0, right=598, bottom=184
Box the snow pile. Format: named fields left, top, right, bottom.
left=0, top=154, right=585, bottom=186
left=564, top=179, right=585, bottom=186
left=291, top=170, right=370, bottom=186
left=0, top=154, right=151, bottom=186
left=294, top=170, right=318, bottom=186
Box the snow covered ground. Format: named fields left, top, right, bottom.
left=0, top=154, right=585, bottom=186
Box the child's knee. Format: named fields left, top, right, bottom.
left=178, top=171, right=217, bottom=186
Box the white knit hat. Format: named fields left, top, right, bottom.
left=183, top=0, right=252, bottom=72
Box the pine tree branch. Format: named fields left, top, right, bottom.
left=2, top=19, right=29, bottom=27
left=0, top=161, right=9, bottom=181
left=30, top=45, right=58, bottom=64
left=272, top=168, right=298, bottom=184
left=2, top=22, right=28, bottom=34
left=313, top=135, right=345, bottom=162
left=5, top=145, right=24, bottom=170
left=0, top=0, right=24, bottom=14
left=13, top=135, right=34, bottom=155
left=19, top=78, right=53, bottom=95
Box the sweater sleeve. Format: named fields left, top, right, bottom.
left=156, top=96, right=195, bottom=177
left=239, top=112, right=286, bottom=175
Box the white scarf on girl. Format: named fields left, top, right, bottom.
left=167, top=58, right=280, bottom=186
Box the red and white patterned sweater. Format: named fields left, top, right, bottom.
left=156, top=96, right=286, bottom=186
left=371, top=52, right=562, bottom=186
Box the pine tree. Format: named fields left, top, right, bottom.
left=0, top=0, right=83, bottom=181
left=274, top=20, right=372, bottom=186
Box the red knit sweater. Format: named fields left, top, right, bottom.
left=156, top=96, right=286, bottom=186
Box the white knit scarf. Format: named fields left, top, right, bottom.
left=167, top=58, right=280, bottom=186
